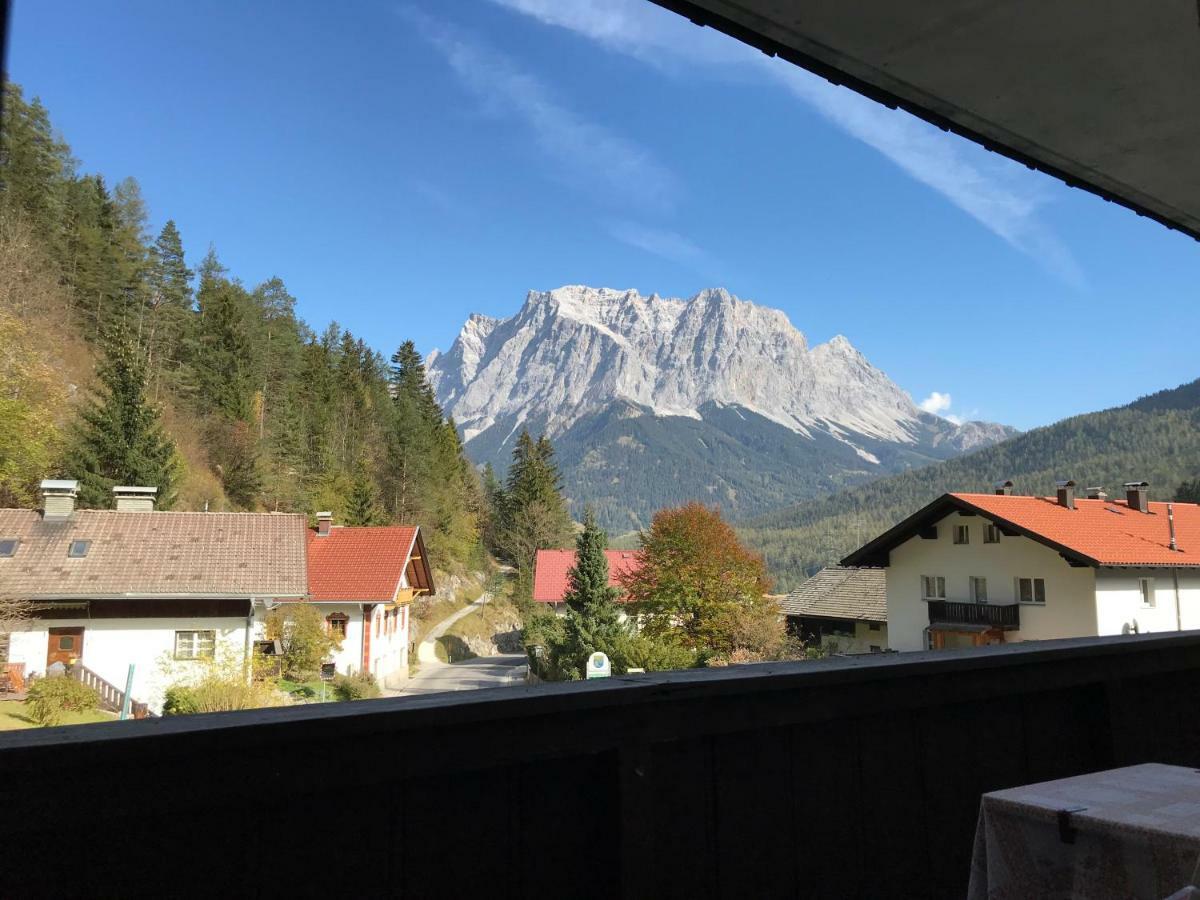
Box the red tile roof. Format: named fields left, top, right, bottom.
left=306, top=525, right=422, bottom=601
left=532, top=548, right=642, bottom=603
left=948, top=493, right=1200, bottom=567
left=844, top=492, right=1200, bottom=569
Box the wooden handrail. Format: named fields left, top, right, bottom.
left=70, top=665, right=154, bottom=718
left=928, top=599, right=1020, bottom=629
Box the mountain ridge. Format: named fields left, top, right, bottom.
left=428, top=285, right=1016, bottom=528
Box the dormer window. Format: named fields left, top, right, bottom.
left=0, top=539, right=18, bottom=557
left=67, top=539, right=91, bottom=558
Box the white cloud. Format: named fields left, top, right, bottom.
left=606, top=219, right=703, bottom=264
left=490, top=0, right=1083, bottom=286
left=406, top=7, right=679, bottom=215
left=919, top=391, right=953, bottom=415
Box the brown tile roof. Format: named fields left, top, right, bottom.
left=0, top=509, right=308, bottom=599
left=781, top=566, right=886, bottom=622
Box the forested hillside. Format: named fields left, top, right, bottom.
left=741, top=379, right=1200, bottom=590
left=0, top=81, right=484, bottom=570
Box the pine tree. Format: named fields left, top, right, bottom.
left=498, top=429, right=574, bottom=599
left=66, top=339, right=179, bottom=509
left=192, top=248, right=253, bottom=419
left=345, top=468, right=381, bottom=526
left=554, top=509, right=629, bottom=678
left=145, top=220, right=193, bottom=394
left=0, top=82, right=73, bottom=244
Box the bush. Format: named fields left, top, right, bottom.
left=162, top=685, right=199, bottom=716
left=332, top=671, right=380, bottom=701
left=264, top=605, right=342, bottom=678
left=25, top=675, right=100, bottom=726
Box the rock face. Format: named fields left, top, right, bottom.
left=428, top=286, right=1015, bottom=530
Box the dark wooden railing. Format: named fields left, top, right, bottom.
left=71, top=665, right=152, bottom=719
left=928, top=599, right=1020, bottom=629
left=3, top=633, right=1200, bottom=898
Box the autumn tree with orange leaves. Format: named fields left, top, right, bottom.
left=621, top=502, right=786, bottom=662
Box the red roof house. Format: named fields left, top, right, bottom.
left=532, top=548, right=642, bottom=603
left=844, top=488, right=1200, bottom=569
left=305, top=523, right=434, bottom=601
left=300, top=516, right=435, bottom=684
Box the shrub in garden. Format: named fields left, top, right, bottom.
left=332, top=671, right=380, bottom=701
left=25, top=676, right=100, bottom=726
left=264, top=604, right=342, bottom=678
left=161, top=685, right=200, bottom=716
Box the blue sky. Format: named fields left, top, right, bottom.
left=9, top=0, right=1200, bottom=429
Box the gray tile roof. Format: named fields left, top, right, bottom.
left=781, top=566, right=886, bottom=623
left=0, top=509, right=308, bottom=599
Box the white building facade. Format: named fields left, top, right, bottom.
left=844, top=483, right=1200, bottom=652
left=0, top=483, right=432, bottom=711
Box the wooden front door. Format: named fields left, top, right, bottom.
left=46, top=627, right=84, bottom=668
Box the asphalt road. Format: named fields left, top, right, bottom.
left=402, top=588, right=527, bottom=695
left=404, top=653, right=527, bottom=695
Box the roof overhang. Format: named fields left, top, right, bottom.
left=841, top=494, right=1099, bottom=568
left=649, top=0, right=1200, bottom=240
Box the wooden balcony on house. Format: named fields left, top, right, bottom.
left=2, top=632, right=1200, bottom=899
left=928, top=598, right=1020, bottom=630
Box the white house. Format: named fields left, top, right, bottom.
left=285, top=512, right=433, bottom=689
left=842, top=480, right=1200, bottom=651
left=0, top=481, right=433, bottom=711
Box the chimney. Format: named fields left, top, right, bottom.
left=112, top=485, right=157, bottom=512
left=316, top=511, right=333, bottom=536
left=1085, top=486, right=1107, bottom=501
left=1124, top=481, right=1150, bottom=513
left=1168, top=503, right=1178, bottom=551
left=40, top=479, right=79, bottom=519
left=1055, top=479, right=1076, bottom=509
left=994, top=479, right=1014, bottom=496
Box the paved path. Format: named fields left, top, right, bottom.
left=402, top=590, right=527, bottom=696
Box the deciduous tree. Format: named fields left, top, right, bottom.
left=622, top=503, right=780, bottom=661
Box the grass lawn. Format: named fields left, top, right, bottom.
left=277, top=677, right=338, bottom=702
left=0, top=699, right=116, bottom=731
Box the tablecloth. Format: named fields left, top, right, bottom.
left=968, top=763, right=1200, bottom=899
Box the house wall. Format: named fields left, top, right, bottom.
left=791, top=616, right=887, bottom=653
left=887, top=510, right=1097, bottom=651
left=8, top=617, right=249, bottom=711
left=249, top=601, right=410, bottom=687
left=364, top=602, right=410, bottom=688
left=1094, top=568, right=1200, bottom=635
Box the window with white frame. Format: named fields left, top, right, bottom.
left=969, top=576, right=988, bottom=603
left=953, top=525, right=970, bottom=545
left=1139, top=577, right=1155, bottom=608
left=174, top=630, right=216, bottom=660
left=1016, top=577, right=1046, bottom=604
left=921, top=575, right=946, bottom=600
left=983, top=524, right=1001, bottom=544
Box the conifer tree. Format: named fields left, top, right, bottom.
left=554, top=509, right=629, bottom=678
left=345, top=468, right=381, bottom=526
left=145, top=220, right=193, bottom=393
left=66, top=339, right=179, bottom=508
left=0, top=82, right=72, bottom=244
left=498, top=429, right=573, bottom=598
left=192, top=248, right=253, bottom=419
